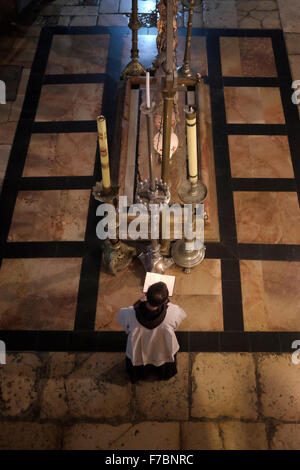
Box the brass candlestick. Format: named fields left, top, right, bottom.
left=92, top=186, right=136, bottom=275
left=177, top=0, right=202, bottom=80
left=121, top=0, right=146, bottom=78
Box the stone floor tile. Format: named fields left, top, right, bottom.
left=257, top=353, right=300, bottom=421
left=47, top=352, right=76, bottom=377
left=99, top=0, right=119, bottom=14
left=0, top=103, right=11, bottom=123
left=202, top=0, right=238, bottom=28
left=220, top=422, right=268, bottom=450
left=0, top=353, right=41, bottom=417
left=228, top=135, right=294, bottom=179
left=63, top=423, right=132, bottom=450
left=110, top=422, right=180, bottom=450
left=8, top=190, right=90, bottom=242
left=23, top=133, right=97, bottom=177
left=134, top=353, right=189, bottom=421
left=0, top=144, right=11, bottom=193
left=40, top=377, right=69, bottom=419
left=97, top=14, right=129, bottom=26
left=289, top=55, right=300, bottom=82
left=35, top=83, right=103, bottom=122
left=0, top=37, right=38, bottom=67
left=0, top=422, right=62, bottom=450
left=234, top=192, right=300, bottom=245
left=69, top=15, right=97, bottom=26
left=60, top=5, right=98, bottom=15
left=271, top=424, right=300, bottom=450
left=65, top=353, right=132, bottom=419
left=240, top=260, right=300, bottom=331
left=278, top=0, right=300, bottom=33
left=181, top=422, right=223, bottom=450
left=58, top=16, right=70, bottom=26
left=191, top=353, right=258, bottom=419
left=0, top=258, right=82, bottom=330
left=284, top=33, right=300, bottom=54
left=47, top=34, right=109, bottom=74
left=0, top=122, right=17, bottom=144
left=9, top=68, right=30, bottom=122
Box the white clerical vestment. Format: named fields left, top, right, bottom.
left=117, top=303, right=187, bottom=366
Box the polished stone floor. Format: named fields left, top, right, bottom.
left=0, top=0, right=300, bottom=451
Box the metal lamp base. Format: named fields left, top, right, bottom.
left=122, top=59, right=146, bottom=79
left=176, top=63, right=196, bottom=80
left=172, top=239, right=206, bottom=274
left=92, top=181, right=119, bottom=204
left=103, top=240, right=137, bottom=275
left=178, top=180, right=207, bottom=204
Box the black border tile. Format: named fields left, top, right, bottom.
left=220, top=331, right=250, bottom=352
left=249, top=332, right=280, bottom=352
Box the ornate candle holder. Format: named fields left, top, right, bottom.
left=177, top=0, right=202, bottom=80
left=92, top=183, right=136, bottom=275
left=121, top=0, right=146, bottom=78
left=172, top=179, right=207, bottom=273
left=136, top=99, right=173, bottom=273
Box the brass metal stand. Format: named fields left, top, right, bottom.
left=92, top=183, right=136, bottom=275
left=121, top=0, right=146, bottom=78
left=177, top=0, right=202, bottom=80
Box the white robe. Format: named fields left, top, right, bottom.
left=117, top=302, right=187, bottom=366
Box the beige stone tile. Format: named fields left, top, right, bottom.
left=237, top=0, right=281, bottom=29
left=9, top=68, right=30, bottom=122
left=99, top=0, right=119, bottom=13
left=47, top=35, right=109, bottom=74
left=0, top=258, right=82, bottom=330
left=289, top=55, right=300, bottom=82
left=258, top=353, right=300, bottom=421
left=228, top=135, right=294, bottom=179
left=0, top=122, right=17, bottom=144
left=97, top=14, right=129, bottom=26
left=0, top=422, right=62, bottom=450
left=271, top=424, right=300, bottom=450
left=110, top=422, right=180, bottom=450
left=220, top=37, right=277, bottom=77
left=285, top=33, right=300, bottom=54
left=63, top=423, right=132, bottom=450
left=36, top=83, right=103, bottom=121
left=60, top=5, right=98, bottom=15
left=203, top=0, right=238, bottom=28
left=278, top=0, right=300, bottom=33
left=241, top=260, right=300, bottom=331
left=95, top=259, right=144, bottom=331
left=57, top=16, right=70, bottom=26
left=69, top=16, right=97, bottom=26
left=40, top=378, right=69, bottom=419
left=48, top=352, right=76, bottom=377
left=0, top=144, right=11, bottom=192
left=0, top=37, right=38, bottom=67
left=65, top=353, right=132, bottom=419
left=175, top=294, right=223, bottom=331
left=168, top=259, right=222, bottom=296
left=0, top=353, right=41, bottom=417
left=234, top=192, right=300, bottom=245
left=8, top=190, right=90, bottom=242
left=191, top=353, right=258, bottom=419
left=224, top=87, right=285, bottom=124
left=0, top=103, right=12, bottom=122
left=23, top=133, right=97, bottom=177
left=221, top=422, right=268, bottom=450
left=134, top=353, right=189, bottom=420
left=181, top=422, right=223, bottom=450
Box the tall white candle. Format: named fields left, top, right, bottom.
left=146, top=71, right=150, bottom=109
left=185, top=106, right=198, bottom=184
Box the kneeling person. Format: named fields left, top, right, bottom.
left=117, top=281, right=186, bottom=383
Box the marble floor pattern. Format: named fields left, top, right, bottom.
left=0, top=0, right=300, bottom=451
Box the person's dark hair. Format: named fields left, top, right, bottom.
left=146, top=282, right=169, bottom=307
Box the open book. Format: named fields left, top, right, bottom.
left=143, top=272, right=176, bottom=296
